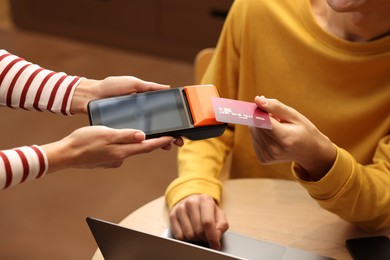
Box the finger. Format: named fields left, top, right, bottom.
left=134, top=131, right=146, bottom=142
left=254, top=96, right=299, bottom=123
left=185, top=198, right=204, bottom=241
left=252, top=97, right=298, bottom=148
left=159, top=136, right=184, bottom=150
left=115, top=136, right=175, bottom=157
left=176, top=204, right=196, bottom=241
left=103, top=128, right=146, bottom=144
left=250, top=125, right=289, bottom=164
left=200, top=198, right=221, bottom=250
left=161, top=143, right=172, bottom=150
left=255, top=110, right=298, bottom=151
left=215, top=208, right=229, bottom=237
left=133, top=78, right=170, bottom=92
left=249, top=126, right=271, bottom=163
left=141, top=137, right=176, bottom=150
left=173, top=137, right=184, bottom=147
left=169, top=212, right=185, bottom=240
left=160, top=137, right=184, bottom=150
left=252, top=96, right=290, bottom=141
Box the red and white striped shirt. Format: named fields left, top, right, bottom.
left=0, top=49, right=83, bottom=190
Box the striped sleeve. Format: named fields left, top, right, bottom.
left=0, top=49, right=83, bottom=115
left=0, top=145, right=48, bottom=190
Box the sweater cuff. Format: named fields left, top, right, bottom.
left=165, top=174, right=223, bottom=209
left=59, top=76, right=84, bottom=115
left=293, top=146, right=352, bottom=200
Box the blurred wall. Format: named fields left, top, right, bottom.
left=0, top=0, right=194, bottom=258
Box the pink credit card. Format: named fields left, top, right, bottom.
left=211, top=97, right=272, bottom=129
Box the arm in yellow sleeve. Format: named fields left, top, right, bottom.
left=294, top=135, right=390, bottom=231
left=165, top=128, right=234, bottom=209
left=165, top=4, right=242, bottom=209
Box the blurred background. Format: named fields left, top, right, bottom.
left=0, top=0, right=231, bottom=259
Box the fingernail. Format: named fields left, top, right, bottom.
left=134, top=132, right=146, bottom=142
left=256, top=95, right=267, bottom=105
left=213, top=242, right=221, bottom=251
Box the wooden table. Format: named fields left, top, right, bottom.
left=92, top=179, right=390, bottom=260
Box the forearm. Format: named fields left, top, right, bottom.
left=165, top=129, right=234, bottom=209
left=0, top=49, right=82, bottom=115
left=295, top=143, right=390, bottom=231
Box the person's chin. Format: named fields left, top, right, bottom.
left=326, top=0, right=358, bottom=12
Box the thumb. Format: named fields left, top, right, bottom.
left=112, top=129, right=146, bottom=144
left=137, top=79, right=170, bottom=92
left=254, top=96, right=298, bottom=123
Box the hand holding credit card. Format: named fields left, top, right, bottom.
left=212, top=97, right=272, bottom=129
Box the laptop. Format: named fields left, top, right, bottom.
left=86, top=217, right=334, bottom=260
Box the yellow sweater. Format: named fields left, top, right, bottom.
left=166, top=0, right=390, bottom=230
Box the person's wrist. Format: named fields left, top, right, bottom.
left=41, top=139, right=73, bottom=174
left=70, top=78, right=100, bottom=115
left=298, top=138, right=336, bottom=181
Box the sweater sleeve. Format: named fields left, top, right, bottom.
left=165, top=129, right=234, bottom=209
left=0, top=49, right=82, bottom=115
left=294, top=135, right=390, bottom=231
left=0, top=49, right=82, bottom=190
left=0, top=145, right=48, bottom=190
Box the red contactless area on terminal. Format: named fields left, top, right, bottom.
left=184, top=85, right=224, bottom=127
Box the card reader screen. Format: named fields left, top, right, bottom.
left=90, top=89, right=190, bottom=135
